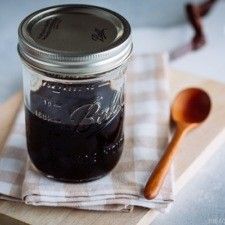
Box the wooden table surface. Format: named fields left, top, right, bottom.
left=0, top=70, right=225, bottom=225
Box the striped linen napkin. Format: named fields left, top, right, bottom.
left=0, top=54, right=173, bottom=212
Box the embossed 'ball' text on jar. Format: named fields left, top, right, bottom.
left=18, top=5, right=132, bottom=182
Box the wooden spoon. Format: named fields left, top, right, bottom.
left=144, top=88, right=211, bottom=200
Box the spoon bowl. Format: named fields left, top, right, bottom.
left=172, top=88, right=211, bottom=124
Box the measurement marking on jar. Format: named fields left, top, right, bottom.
left=54, top=119, right=62, bottom=124
left=103, top=137, right=124, bottom=154
left=35, top=110, right=62, bottom=123
left=52, top=90, right=60, bottom=94
left=44, top=99, right=52, bottom=106
left=53, top=104, right=62, bottom=108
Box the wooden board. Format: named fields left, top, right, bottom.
left=0, top=70, right=225, bottom=225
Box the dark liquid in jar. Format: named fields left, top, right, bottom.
left=25, top=80, right=124, bottom=182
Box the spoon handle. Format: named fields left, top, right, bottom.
left=144, top=125, right=187, bottom=200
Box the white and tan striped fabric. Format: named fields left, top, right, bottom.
left=0, top=54, right=173, bottom=212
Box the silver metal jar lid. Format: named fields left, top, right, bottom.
left=18, top=4, right=132, bottom=78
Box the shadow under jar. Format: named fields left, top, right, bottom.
left=18, top=4, right=132, bottom=182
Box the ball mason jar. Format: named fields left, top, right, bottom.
left=17, top=5, right=132, bottom=182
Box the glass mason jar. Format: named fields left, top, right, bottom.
left=18, top=5, right=132, bottom=182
